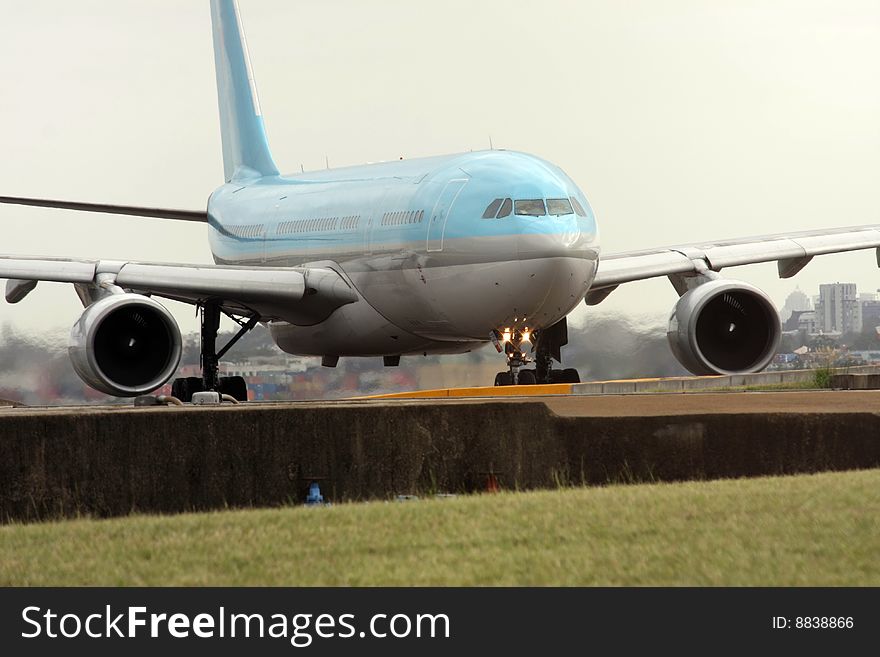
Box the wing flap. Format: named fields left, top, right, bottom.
left=115, top=263, right=306, bottom=303
left=0, top=257, right=96, bottom=283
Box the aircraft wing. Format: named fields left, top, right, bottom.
left=0, top=255, right=359, bottom=325
left=588, top=224, right=880, bottom=304
left=0, top=195, right=208, bottom=222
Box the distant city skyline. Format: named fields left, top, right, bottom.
left=780, top=280, right=880, bottom=336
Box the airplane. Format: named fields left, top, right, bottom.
left=2, top=0, right=880, bottom=402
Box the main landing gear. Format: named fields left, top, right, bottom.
left=492, top=318, right=580, bottom=386
left=170, top=301, right=259, bottom=402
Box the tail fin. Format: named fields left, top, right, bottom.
left=210, top=0, right=279, bottom=182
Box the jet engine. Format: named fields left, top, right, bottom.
left=667, top=279, right=780, bottom=376
left=68, top=294, right=182, bottom=396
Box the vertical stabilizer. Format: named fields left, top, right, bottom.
left=210, top=0, right=279, bottom=181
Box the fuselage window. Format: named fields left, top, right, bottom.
left=482, top=198, right=503, bottom=218
left=514, top=199, right=546, bottom=217
left=418, top=210, right=424, bottom=222
left=233, top=224, right=263, bottom=238
left=547, top=198, right=574, bottom=216
left=496, top=198, right=512, bottom=218
left=570, top=197, right=587, bottom=217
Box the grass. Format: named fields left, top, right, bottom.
left=649, top=381, right=820, bottom=393
left=646, top=367, right=838, bottom=393
left=697, top=381, right=822, bottom=393
left=813, top=366, right=834, bottom=388
left=1, top=469, right=878, bottom=586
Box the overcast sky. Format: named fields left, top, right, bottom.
left=1, top=0, right=879, bottom=338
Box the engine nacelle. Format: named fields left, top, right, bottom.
left=667, top=279, right=781, bottom=376
left=68, top=294, right=182, bottom=397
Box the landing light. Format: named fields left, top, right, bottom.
left=502, top=328, right=512, bottom=343
left=522, top=329, right=531, bottom=343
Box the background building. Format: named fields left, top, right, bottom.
left=860, top=291, right=880, bottom=333
left=783, top=309, right=819, bottom=335
left=815, top=283, right=861, bottom=335
left=779, top=287, right=812, bottom=323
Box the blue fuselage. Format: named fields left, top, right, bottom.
left=207, top=149, right=600, bottom=356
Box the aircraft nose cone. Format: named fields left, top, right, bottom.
left=508, top=250, right=596, bottom=328
left=515, top=215, right=587, bottom=260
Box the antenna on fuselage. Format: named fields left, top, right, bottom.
left=325, top=155, right=329, bottom=169
left=300, top=163, right=304, bottom=173
left=489, top=135, right=494, bottom=150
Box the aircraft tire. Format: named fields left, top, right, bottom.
left=517, top=370, right=537, bottom=385
left=219, top=375, right=249, bottom=401
left=562, top=368, right=581, bottom=383
left=171, top=376, right=204, bottom=403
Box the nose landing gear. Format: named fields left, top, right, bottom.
left=492, top=330, right=533, bottom=386
left=492, top=318, right=580, bottom=386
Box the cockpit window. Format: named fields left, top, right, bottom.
left=546, top=198, right=573, bottom=216
left=496, top=198, right=513, bottom=218
left=482, top=198, right=503, bottom=218
left=514, top=199, right=546, bottom=217
left=570, top=197, right=587, bottom=217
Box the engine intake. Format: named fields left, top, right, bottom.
left=667, top=279, right=780, bottom=376
left=68, top=294, right=182, bottom=396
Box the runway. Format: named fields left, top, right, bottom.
left=4, top=387, right=878, bottom=417
left=1, top=388, right=879, bottom=524
left=542, top=389, right=880, bottom=416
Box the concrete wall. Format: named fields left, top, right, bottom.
left=1, top=402, right=879, bottom=523
left=572, top=365, right=880, bottom=395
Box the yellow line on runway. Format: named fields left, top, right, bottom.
left=360, top=383, right=573, bottom=399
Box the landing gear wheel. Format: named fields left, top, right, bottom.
left=562, top=368, right=580, bottom=383
left=219, top=375, right=248, bottom=401
left=550, top=368, right=580, bottom=383
left=517, top=370, right=537, bottom=385
left=495, top=372, right=513, bottom=386
left=171, top=376, right=204, bottom=403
